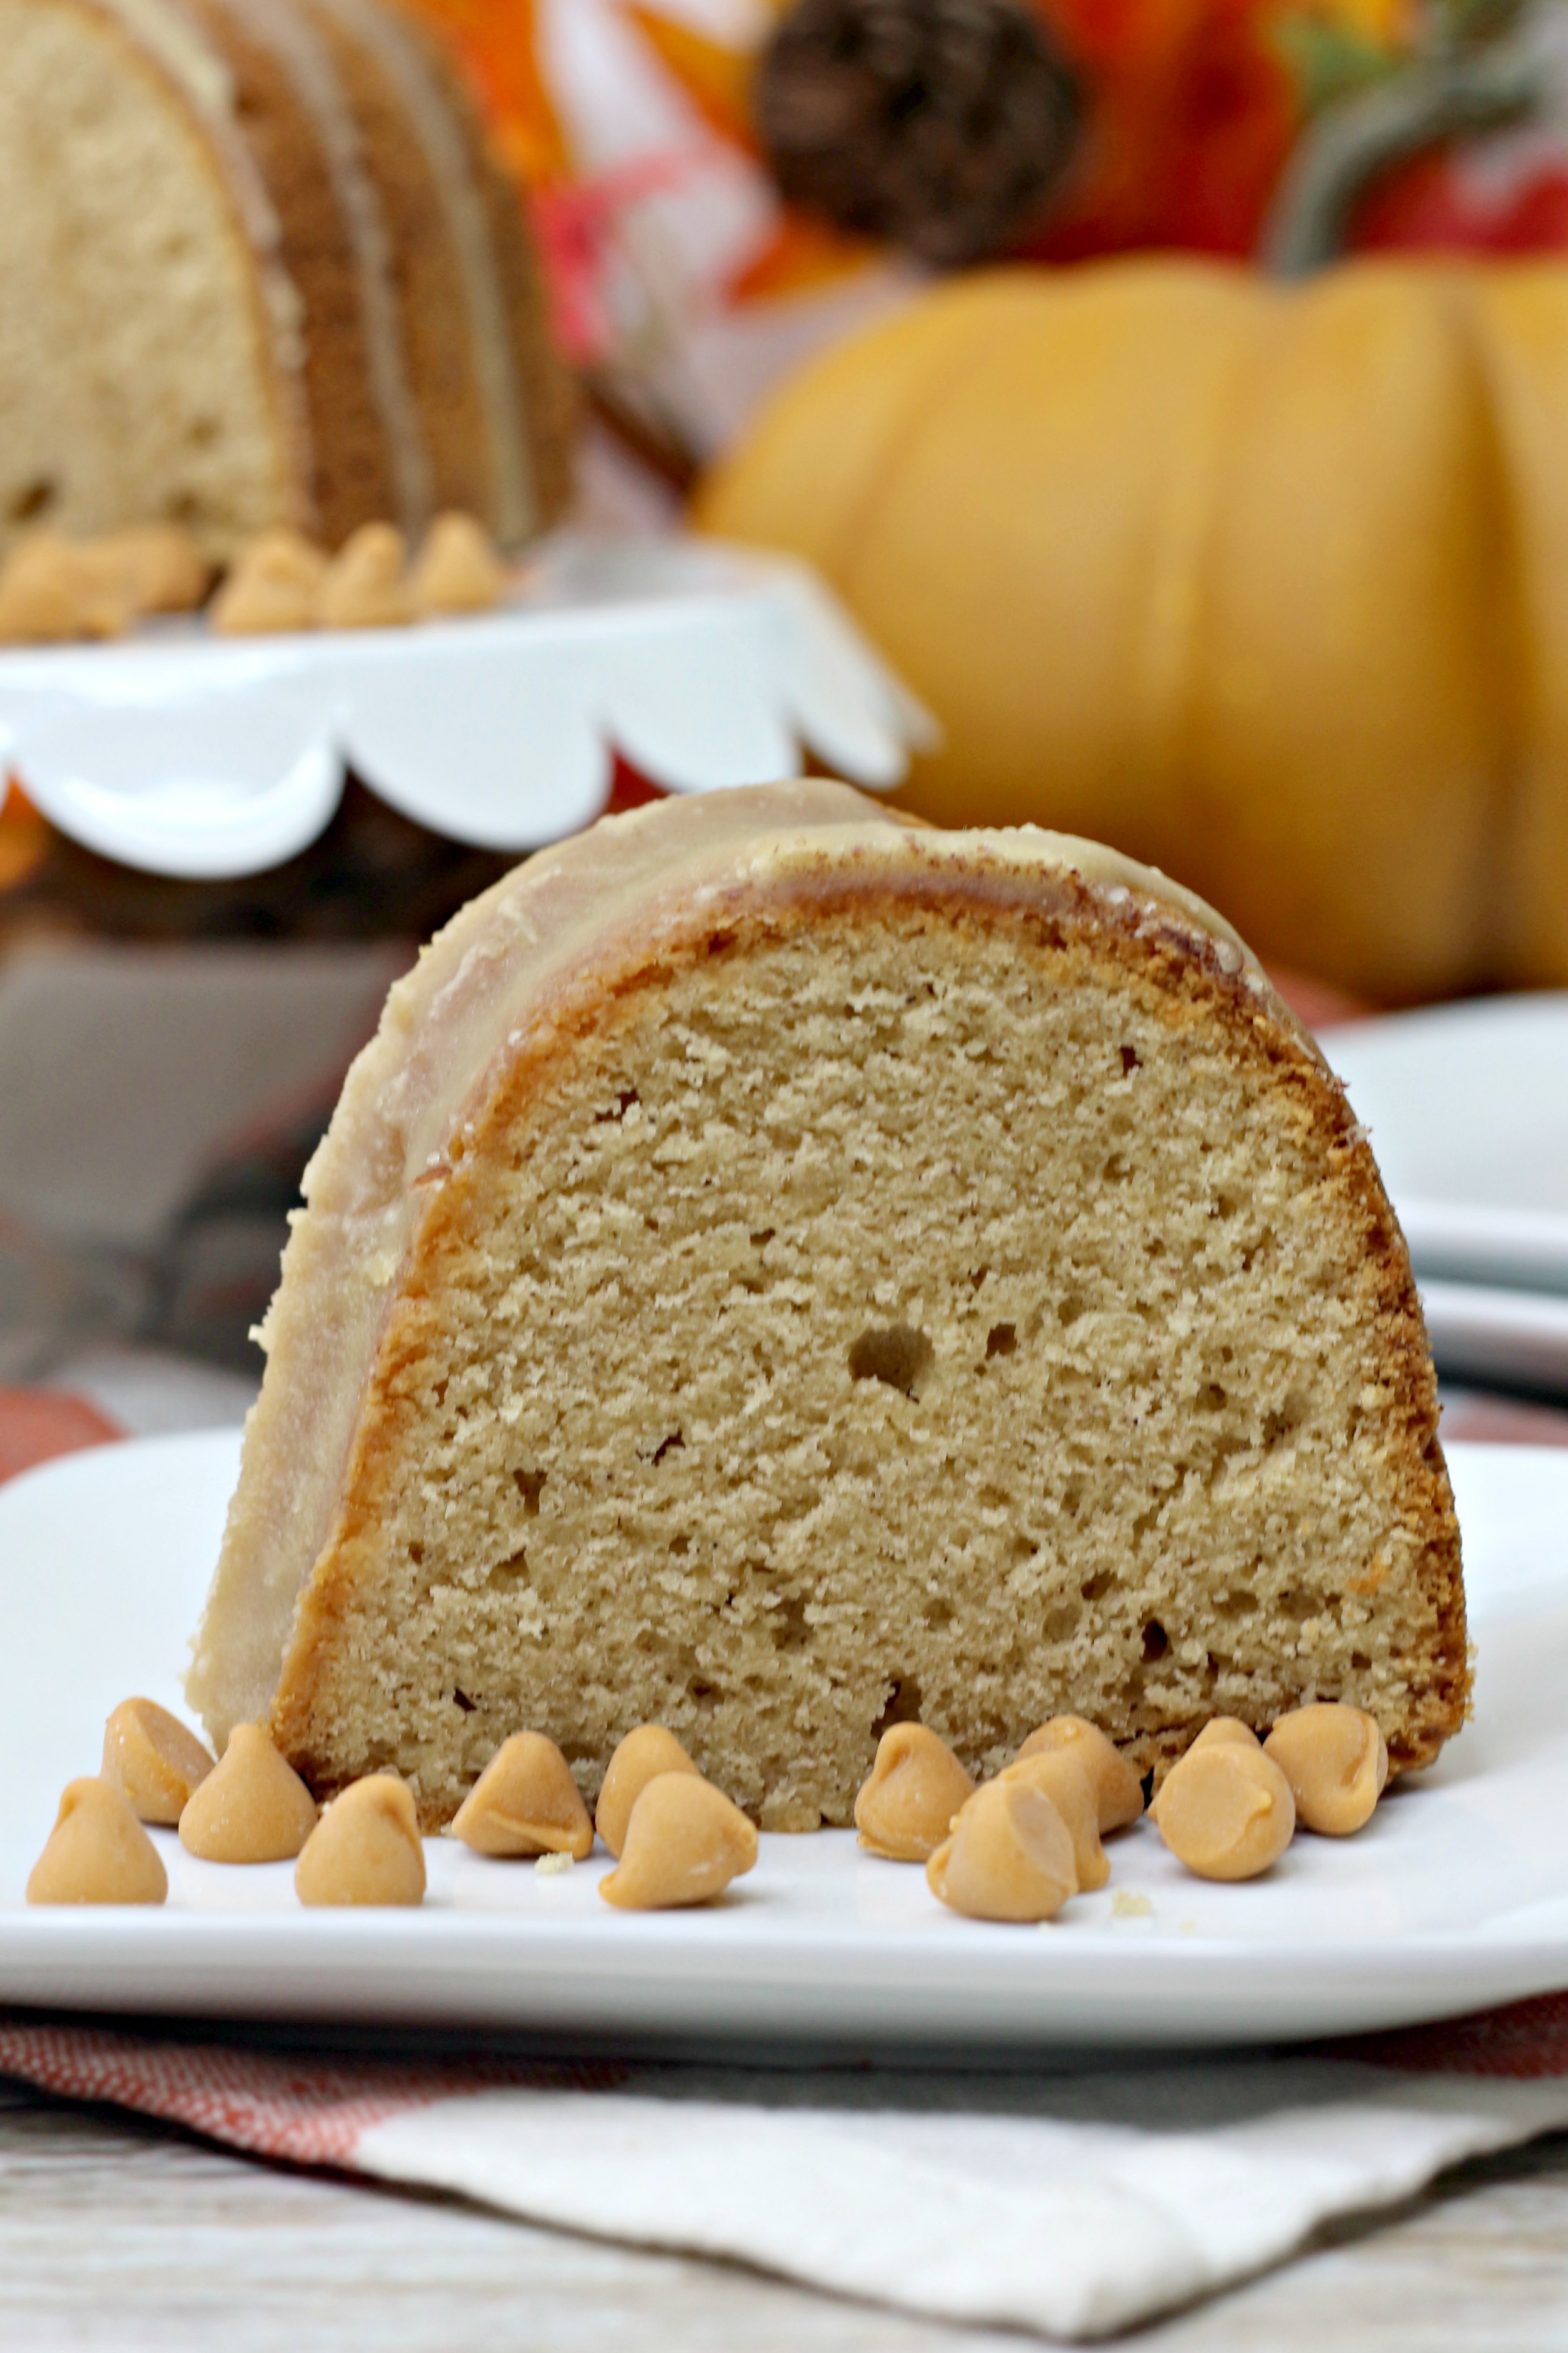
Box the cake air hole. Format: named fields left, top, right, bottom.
left=8, top=477, right=56, bottom=523
left=769, top=1593, right=810, bottom=1650
left=848, top=1323, right=934, bottom=1399
left=484, top=1548, right=530, bottom=1591
left=871, top=1675, right=924, bottom=1740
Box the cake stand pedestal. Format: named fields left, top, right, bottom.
left=0, top=535, right=933, bottom=879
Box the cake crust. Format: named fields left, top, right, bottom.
left=190, top=789, right=1466, bottom=1829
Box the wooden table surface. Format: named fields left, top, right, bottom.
left=4, top=2075, right=1566, bottom=2351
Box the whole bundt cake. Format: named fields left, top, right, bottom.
left=188, top=781, right=1468, bottom=1828
left=0, top=0, right=571, bottom=558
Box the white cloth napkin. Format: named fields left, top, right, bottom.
left=4, top=2006, right=1567, bottom=2339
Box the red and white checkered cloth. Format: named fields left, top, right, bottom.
left=4, top=1999, right=1568, bottom=2339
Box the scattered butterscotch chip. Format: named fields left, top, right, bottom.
left=317, top=522, right=413, bottom=630
left=599, top=1772, right=758, bottom=1910
left=27, top=1778, right=167, bottom=1905
left=999, top=1748, right=1108, bottom=1891
left=451, top=1732, right=593, bottom=1859
left=1016, top=1717, right=1144, bottom=1833
left=411, top=511, right=509, bottom=616
left=926, top=1776, right=1077, bottom=1923
left=0, top=577, right=69, bottom=645
left=853, top=1724, right=975, bottom=1862
left=596, top=1724, right=701, bottom=1859
left=1152, top=1744, right=1295, bottom=1881
left=209, top=529, right=325, bottom=635
left=1264, top=1704, right=1389, bottom=1836
left=95, top=522, right=209, bottom=616
left=295, top=1774, right=426, bottom=1907
left=178, top=1722, right=317, bottom=1863
left=535, top=1850, right=575, bottom=1878
left=102, top=1697, right=215, bottom=1825
left=1190, top=1717, right=1260, bottom=1754
left=0, top=532, right=128, bottom=643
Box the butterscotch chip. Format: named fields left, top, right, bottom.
left=0, top=579, right=69, bottom=646
left=596, top=1724, right=701, bottom=1859
left=1190, top=1717, right=1260, bottom=1754
left=295, top=1774, right=426, bottom=1907
left=451, top=1732, right=593, bottom=1859
left=27, top=1778, right=167, bottom=1905
left=178, top=1722, right=317, bottom=1862
left=999, top=1748, right=1108, bottom=1891
left=1264, top=1704, right=1389, bottom=1836
left=0, top=533, right=128, bottom=643
left=1152, top=1744, right=1295, bottom=1881
left=209, top=529, right=325, bottom=636
left=411, top=511, right=509, bottom=617
left=1016, top=1717, right=1144, bottom=1833
left=926, top=1776, right=1077, bottom=1923
left=102, top=1697, right=215, bottom=1825
left=599, top=1772, right=758, bottom=1910
left=94, top=523, right=209, bottom=616
left=853, top=1724, right=975, bottom=1862
left=317, top=522, right=413, bottom=630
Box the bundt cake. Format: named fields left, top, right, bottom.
left=0, top=0, right=572, bottom=559
left=188, top=781, right=1468, bottom=1830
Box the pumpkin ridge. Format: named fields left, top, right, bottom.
left=828, top=272, right=1039, bottom=603
left=1447, top=269, right=1529, bottom=984
left=1458, top=262, right=1568, bottom=986
left=1134, top=276, right=1264, bottom=871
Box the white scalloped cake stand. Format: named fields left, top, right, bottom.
left=0, top=535, right=935, bottom=879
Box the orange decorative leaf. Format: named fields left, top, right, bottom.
left=623, top=4, right=760, bottom=154
left=727, top=210, right=877, bottom=305
left=0, top=778, right=46, bottom=895
left=403, top=0, right=575, bottom=184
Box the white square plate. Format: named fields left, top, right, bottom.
left=1, top=1432, right=1564, bottom=2050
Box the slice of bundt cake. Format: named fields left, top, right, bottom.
left=188, top=781, right=1467, bottom=1829
left=0, top=0, right=571, bottom=558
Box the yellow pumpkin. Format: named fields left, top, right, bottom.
left=696, top=259, right=1568, bottom=999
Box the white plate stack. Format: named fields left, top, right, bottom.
left=1328, top=995, right=1568, bottom=1394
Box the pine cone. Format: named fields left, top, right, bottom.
left=757, top=0, right=1079, bottom=269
